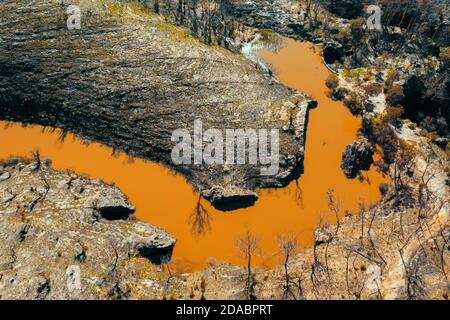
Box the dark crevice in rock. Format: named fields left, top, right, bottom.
left=18, top=222, right=31, bottom=242
left=107, top=282, right=131, bottom=300
left=75, top=250, right=87, bottom=263
left=35, top=278, right=51, bottom=300
left=138, top=246, right=174, bottom=265
left=211, top=199, right=257, bottom=212
left=97, top=206, right=135, bottom=221
left=341, top=137, right=375, bottom=179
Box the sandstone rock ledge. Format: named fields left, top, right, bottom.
left=0, top=158, right=175, bottom=299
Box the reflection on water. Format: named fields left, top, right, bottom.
left=189, top=195, right=211, bottom=235
left=0, top=37, right=385, bottom=272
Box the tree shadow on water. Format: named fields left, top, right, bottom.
left=294, top=178, right=304, bottom=210
left=189, top=195, right=212, bottom=235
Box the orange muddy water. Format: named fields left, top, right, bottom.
left=0, top=38, right=385, bottom=272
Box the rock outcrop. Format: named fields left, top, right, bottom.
left=201, top=186, right=258, bottom=208
left=341, top=137, right=374, bottom=178
left=94, top=188, right=136, bottom=220
left=0, top=0, right=314, bottom=205
left=0, top=158, right=175, bottom=299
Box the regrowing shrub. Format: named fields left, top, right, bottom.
left=364, top=83, right=382, bottom=96
left=326, top=73, right=339, bottom=89
left=344, top=92, right=363, bottom=115
left=385, top=85, right=405, bottom=106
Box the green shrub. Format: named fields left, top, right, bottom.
left=385, top=69, right=400, bottom=86
left=344, top=93, right=363, bottom=115
left=371, top=116, right=398, bottom=164
left=364, top=83, right=382, bottom=96
left=332, top=87, right=350, bottom=100
left=326, top=73, right=339, bottom=89
left=385, top=85, right=405, bottom=106
left=383, top=106, right=404, bottom=126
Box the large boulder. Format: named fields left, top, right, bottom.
left=127, top=222, right=176, bottom=263
left=341, top=137, right=374, bottom=178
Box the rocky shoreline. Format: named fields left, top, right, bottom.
left=0, top=0, right=316, bottom=206
left=0, top=157, right=176, bottom=299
